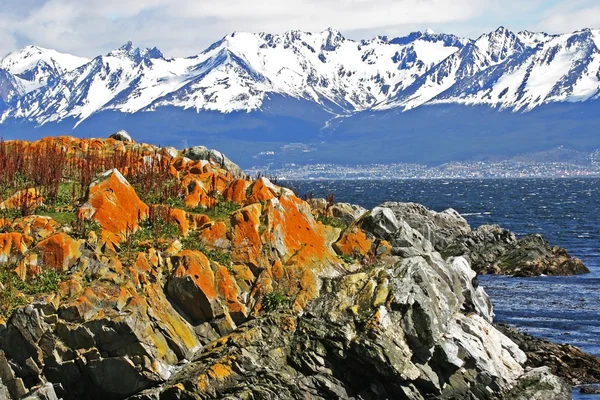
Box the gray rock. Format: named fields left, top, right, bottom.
left=0, top=378, right=11, bottom=400
left=330, top=202, right=367, bottom=225
left=87, top=356, right=162, bottom=398
left=503, top=367, right=571, bottom=400
left=379, top=202, right=471, bottom=250
left=109, top=130, right=133, bottom=142
left=182, top=146, right=244, bottom=178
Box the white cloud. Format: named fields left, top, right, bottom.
left=536, top=0, right=600, bottom=33
left=0, top=0, right=597, bottom=59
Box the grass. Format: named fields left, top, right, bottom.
left=0, top=267, right=65, bottom=317
left=36, top=210, right=77, bottom=226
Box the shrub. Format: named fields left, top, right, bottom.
left=262, top=291, right=289, bottom=311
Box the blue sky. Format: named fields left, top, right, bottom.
left=0, top=0, right=598, bottom=57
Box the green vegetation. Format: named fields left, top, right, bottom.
left=180, top=232, right=233, bottom=268
left=0, top=267, right=65, bottom=317
left=202, top=196, right=240, bottom=221
left=317, top=215, right=347, bottom=229
left=37, top=210, right=77, bottom=226
left=262, top=291, right=289, bottom=311
left=339, top=254, right=355, bottom=264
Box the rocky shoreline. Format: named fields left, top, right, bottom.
left=0, top=134, right=597, bottom=399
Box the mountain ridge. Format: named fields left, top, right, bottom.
left=1, top=26, right=599, bottom=126
left=0, top=27, right=599, bottom=168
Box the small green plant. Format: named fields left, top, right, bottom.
left=71, top=218, right=102, bottom=240
left=262, top=291, right=289, bottom=311
left=339, top=254, right=355, bottom=264
left=317, top=215, right=347, bottom=229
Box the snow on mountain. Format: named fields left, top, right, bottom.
left=0, top=69, right=23, bottom=104
left=431, top=29, right=600, bottom=110
left=382, top=26, right=527, bottom=110
left=0, top=45, right=89, bottom=93
left=0, top=27, right=599, bottom=127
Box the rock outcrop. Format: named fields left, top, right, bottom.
left=0, top=135, right=592, bottom=399
left=366, top=202, right=589, bottom=276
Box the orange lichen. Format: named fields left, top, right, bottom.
left=246, top=177, right=279, bottom=204
left=334, top=227, right=372, bottom=257
left=34, top=233, right=82, bottom=272
left=230, top=204, right=262, bottom=267
left=172, top=250, right=218, bottom=300
left=77, top=169, right=149, bottom=242
left=199, top=222, right=229, bottom=249
left=223, top=179, right=250, bottom=204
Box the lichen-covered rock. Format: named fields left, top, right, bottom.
left=33, top=233, right=82, bottom=272
left=0, top=136, right=588, bottom=400
left=142, top=249, right=529, bottom=400
left=77, top=169, right=149, bottom=247
left=166, top=250, right=225, bottom=323
left=0, top=188, right=44, bottom=211
left=0, top=232, right=33, bottom=263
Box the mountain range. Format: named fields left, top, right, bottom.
left=0, top=27, right=599, bottom=167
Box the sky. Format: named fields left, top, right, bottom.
left=0, top=0, right=598, bottom=58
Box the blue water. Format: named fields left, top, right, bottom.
left=287, top=178, right=600, bottom=398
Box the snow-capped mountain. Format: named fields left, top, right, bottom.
left=0, top=26, right=599, bottom=128
left=0, top=45, right=89, bottom=94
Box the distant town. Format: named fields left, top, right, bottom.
left=247, top=158, right=600, bottom=180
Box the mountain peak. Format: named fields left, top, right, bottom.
left=108, top=41, right=164, bottom=61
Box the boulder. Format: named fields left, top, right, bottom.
left=504, top=367, right=571, bottom=400
left=497, top=324, right=600, bottom=385
left=183, top=146, right=244, bottom=178
left=108, top=130, right=133, bottom=142
left=329, top=202, right=367, bottom=225
left=166, top=250, right=225, bottom=323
